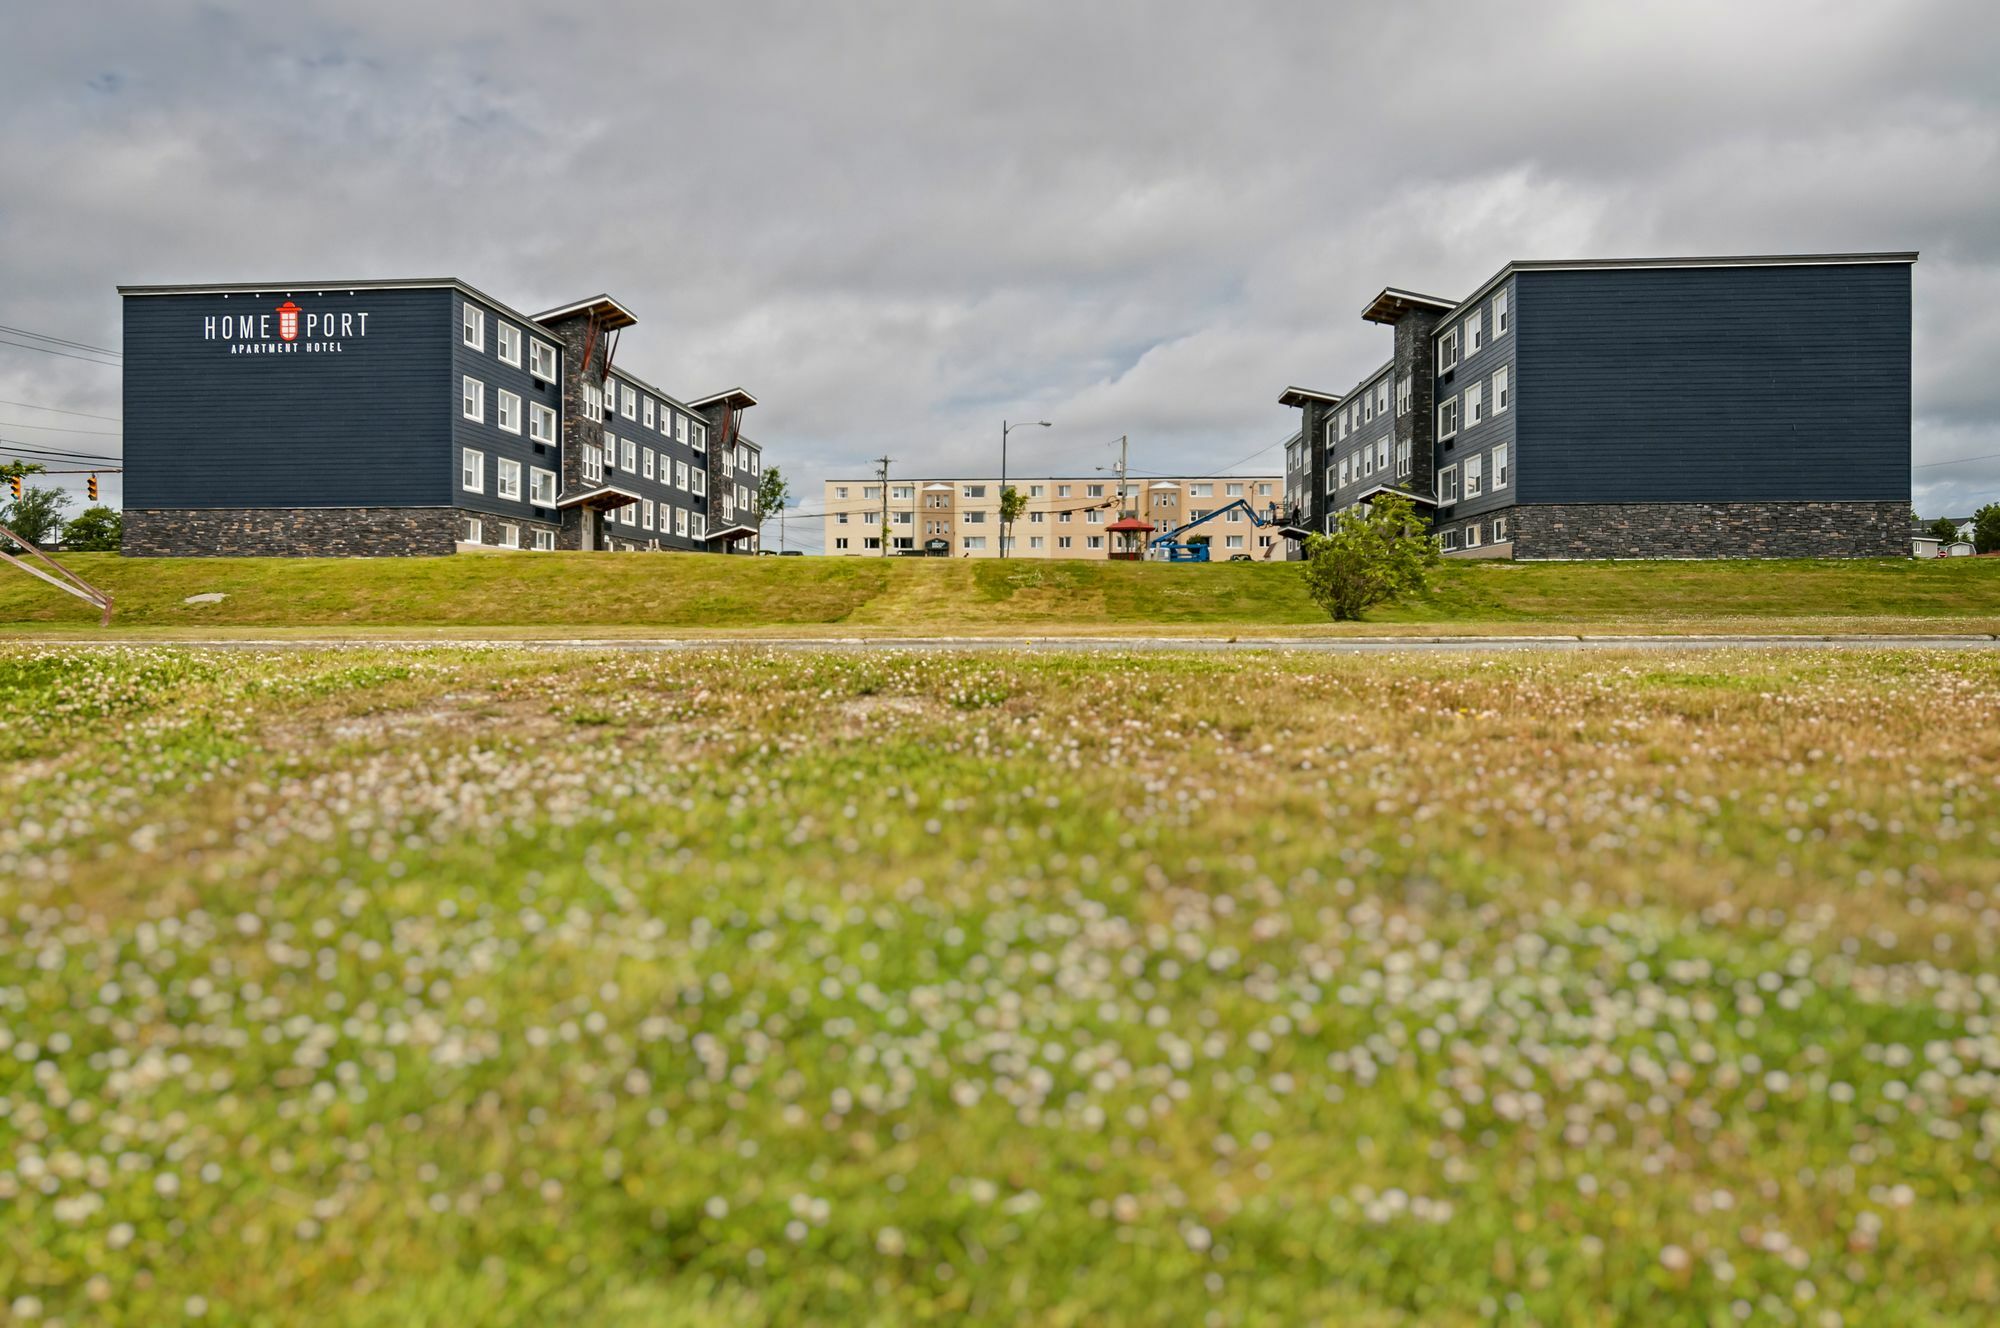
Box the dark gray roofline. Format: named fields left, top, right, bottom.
left=1428, top=251, right=1921, bottom=336
left=118, top=277, right=563, bottom=346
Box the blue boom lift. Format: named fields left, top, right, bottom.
left=1147, top=500, right=1312, bottom=562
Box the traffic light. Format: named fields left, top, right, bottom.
left=87, top=474, right=99, bottom=502
left=8, top=474, right=20, bottom=501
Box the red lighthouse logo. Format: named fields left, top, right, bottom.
left=276, top=300, right=301, bottom=342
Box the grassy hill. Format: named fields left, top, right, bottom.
left=2, top=550, right=1998, bottom=635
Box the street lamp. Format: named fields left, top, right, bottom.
left=1000, top=419, right=1051, bottom=559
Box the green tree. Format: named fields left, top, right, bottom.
left=2, top=460, right=72, bottom=550
left=63, top=505, right=124, bottom=551
left=754, top=466, right=792, bottom=524
left=1973, top=504, right=2000, bottom=555
left=1299, top=491, right=1440, bottom=621
left=999, top=486, right=1029, bottom=555
left=1927, top=516, right=1961, bottom=543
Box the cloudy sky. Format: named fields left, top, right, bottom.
left=3, top=0, right=1997, bottom=540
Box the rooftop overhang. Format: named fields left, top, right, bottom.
left=1353, top=484, right=1439, bottom=508
left=706, top=523, right=760, bottom=543
left=1278, top=386, right=1342, bottom=409
left=533, top=294, right=639, bottom=329
left=687, top=388, right=758, bottom=412
left=555, top=484, right=645, bottom=510
left=1361, top=287, right=1460, bottom=325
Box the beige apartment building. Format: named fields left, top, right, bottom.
left=819, top=475, right=1287, bottom=558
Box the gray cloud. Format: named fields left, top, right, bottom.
left=3, top=0, right=1998, bottom=524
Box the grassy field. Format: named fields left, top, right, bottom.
left=2, top=644, right=1997, bottom=1324
left=2, top=551, right=1998, bottom=637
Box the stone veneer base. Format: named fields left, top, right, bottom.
left=1503, top=501, right=1909, bottom=560
left=123, top=507, right=459, bottom=557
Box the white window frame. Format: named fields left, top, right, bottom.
left=497, top=389, right=522, bottom=435
left=496, top=457, right=522, bottom=501
left=643, top=448, right=656, bottom=480
left=462, top=376, right=484, bottom=423
left=1493, top=443, right=1510, bottom=491
left=643, top=499, right=655, bottom=530
left=675, top=507, right=688, bottom=537
left=1465, top=382, right=1484, bottom=426
left=676, top=415, right=689, bottom=444
left=583, top=444, right=603, bottom=484
left=1465, top=523, right=1483, bottom=548
left=1464, top=453, right=1483, bottom=499
left=690, top=512, right=705, bottom=539
left=1437, top=464, right=1460, bottom=504
left=1493, top=289, right=1510, bottom=336
left=1395, top=439, right=1412, bottom=479
left=603, top=433, right=618, bottom=470
left=462, top=304, right=484, bottom=352
left=1440, top=527, right=1460, bottom=552
left=620, top=384, right=637, bottom=420
left=676, top=460, right=689, bottom=491
left=529, top=402, right=557, bottom=444
left=529, top=339, right=558, bottom=381
left=496, top=323, right=521, bottom=368
left=501, top=522, right=520, bottom=548
left=643, top=398, right=656, bottom=429
left=583, top=383, right=603, bottom=422
left=465, top=517, right=483, bottom=544
left=1438, top=396, right=1459, bottom=440
left=1493, top=366, right=1510, bottom=414
left=1439, top=327, right=1460, bottom=372
left=534, top=528, right=555, bottom=551
left=461, top=448, right=485, bottom=493
left=1466, top=313, right=1484, bottom=355
left=692, top=469, right=707, bottom=497
left=621, top=438, right=637, bottom=471
left=1493, top=515, right=1509, bottom=542
left=530, top=467, right=557, bottom=505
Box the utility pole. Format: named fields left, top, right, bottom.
left=1000, top=418, right=1051, bottom=559
left=875, top=454, right=892, bottom=557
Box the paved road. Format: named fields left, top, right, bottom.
left=13, top=634, right=1999, bottom=654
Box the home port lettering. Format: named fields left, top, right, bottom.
left=203, top=304, right=371, bottom=355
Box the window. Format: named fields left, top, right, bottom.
left=1493, top=289, right=1509, bottom=335
left=1058, top=536, right=1072, bottom=549
left=583, top=383, right=604, bottom=422
left=464, top=518, right=483, bottom=544
left=497, top=457, right=522, bottom=500
left=1493, top=444, right=1510, bottom=490
left=1396, top=375, right=1411, bottom=417
left=1325, top=466, right=1337, bottom=495
left=692, top=469, right=707, bottom=497
left=1465, top=523, right=1483, bottom=548
left=1058, top=511, right=1072, bottom=523
left=501, top=523, right=520, bottom=549
left=962, top=536, right=986, bottom=551
left=835, top=486, right=849, bottom=499
left=462, top=304, right=484, bottom=351
left=497, top=323, right=521, bottom=367
left=1464, top=453, right=1483, bottom=498
left=1493, top=515, right=1509, bottom=541
left=1493, top=366, right=1510, bottom=414
left=689, top=512, right=705, bottom=539
left=963, top=510, right=986, bottom=524
left=835, top=537, right=849, bottom=550
left=676, top=416, right=689, bottom=444
left=603, top=433, right=618, bottom=469
left=1376, top=439, right=1389, bottom=473
left=1189, top=482, right=1212, bottom=497
left=1377, top=380, right=1389, bottom=414
left=1466, top=312, right=1484, bottom=355
left=1438, top=396, right=1460, bottom=439
left=1363, top=392, right=1374, bottom=424
left=1225, top=534, right=1245, bottom=549
left=621, top=438, right=637, bottom=471
left=1440, top=527, right=1460, bottom=551
left=1339, top=456, right=1351, bottom=488
left=1056, top=484, right=1071, bottom=498
left=676, top=460, right=689, bottom=490
left=1395, top=440, right=1412, bottom=478
left=1437, top=464, right=1460, bottom=504
left=1259, top=482, right=1272, bottom=497
left=1028, top=484, right=1045, bottom=498
left=963, top=484, right=986, bottom=499
left=643, top=499, right=655, bottom=530
left=497, top=390, right=522, bottom=434
left=1226, top=482, right=1244, bottom=497
left=534, top=528, right=555, bottom=551
left=1086, top=484, right=1103, bottom=497
left=530, top=402, right=557, bottom=444
left=643, top=398, right=655, bottom=429
left=1029, top=536, right=1045, bottom=550
left=530, top=467, right=557, bottom=505
left=1466, top=382, right=1484, bottom=426
left=461, top=448, right=484, bottom=492
left=462, top=376, right=484, bottom=422
left=1087, top=535, right=1104, bottom=550
left=1362, top=447, right=1374, bottom=477
left=676, top=507, right=688, bottom=537
left=583, top=444, right=603, bottom=483
left=1338, top=411, right=1348, bottom=442
left=691, top=422, right=706, bottom=451
left=894, top=485, right=915, bottom=500
left=530, top=339, right=557, bottom=381
left=1439, top=327, right=1460, bottom=372
left=1086, top=509, right=1103, bottom=525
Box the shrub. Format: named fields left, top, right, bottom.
left=1299, top=491, right=1440, bottom=621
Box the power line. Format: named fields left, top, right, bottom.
left=0, top=323, right=120, bottom=357
left=0, top=419, right=121, bottom=437
left=0, top=336, right=120, bottom=368
left=0, top=398, right=121, bottom=423
left=1, top=440, right=124, bottom=465
left=1914, top=450, right=2000, bottom=469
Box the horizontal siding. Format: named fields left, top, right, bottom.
left=452, top=295, right=566, bottom=525
left=1514, top=263, right=1911, bottom=504
left=600, top=377, right=718, bottom=549
left=123, top=287, right=450, bottom=508
left=1434, top=275, right=1516, bottom=520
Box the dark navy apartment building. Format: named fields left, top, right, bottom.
left=1281, top=252, right=1915, bottom=559
left=118, top=279, right=767, bottom=556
